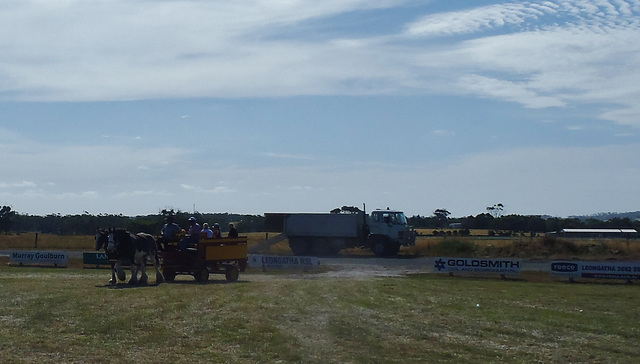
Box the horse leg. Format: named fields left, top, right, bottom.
left=154, top=258, right=164, bottom=284
left=130, top=250, right=146, bottom=285
left=139, top=256, right=149, bottom=285
left=128, top=262, right=139, bottom=285
left=115, top=261, right=126, bottom=282
left=151, top=246, right=164, bottom=284
left=109, top=261, right=117, bottom=285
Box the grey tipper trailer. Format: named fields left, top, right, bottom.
left=264, top=208, right=416, bottom=257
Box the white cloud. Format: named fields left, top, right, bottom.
left=0, top=181, right=37, bottom=189
left=180, top=184, right=235, bottom=194
left=3, top=132, right=639, bottom=217
left=263, top=152, right=315, bottom=160
left=566, top=125, right=585, bottom=130
left=458, top=74, right=566, bottom=108
left=1, top=0, right=640, bottom=127
left=404, top=3, right=544, bottom=37
left=410, top=142, right=640, bottom=217
left=2, top=0, right=640, bottom=217
left=430, top=129, right=455, bottom=136
left=417, top=4, right=640, bottom=126
left=0, top=0, right=403, bottom=101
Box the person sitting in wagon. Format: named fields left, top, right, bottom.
left=200, top=223, right=214, bottom=239
left=158, top=216, right=181, bottom=250
left=180, top=216, right=202, bottom=251
left=228, top=223, right=238, bottom=238
left=212, top=223, right=222, bottom=238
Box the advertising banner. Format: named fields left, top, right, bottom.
left=433, top=257, right=521, bottom=276
left=10, top=251, right=68, bottom=266
left=248, top=254, right=319, bottom=270
left=551, top=261, right=640, bottom=280
left=83, top=252, right=111, bottom=266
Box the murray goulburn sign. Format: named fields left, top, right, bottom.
left=434, top=257, right=521, bottom=276
left=9, top=251, right=68, bottom=267
left=551, top=260, right=640, bottom=281
left=248, top=254, right=319, bottom=271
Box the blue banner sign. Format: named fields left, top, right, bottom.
left=9, top=251, right=68, bottom=267
left=83, top=252, right=111, bottom=266
left=551, top=260, right=640, bottom=280
left=248, top=254, right=319, bottom=270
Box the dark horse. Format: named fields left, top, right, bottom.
left=95, top=229, right=122, bottom=284
left=95, top=228, right=163, bottom=285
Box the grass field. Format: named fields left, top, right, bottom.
left=0, top=266, right=638, bottom=363
left=2, top=232, right=639, bottom=363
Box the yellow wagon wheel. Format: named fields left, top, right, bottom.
left=225, top=265, right=239, bottom=282
left=195, top=267, right=209, bottom=282
left=163, top=269, right=176, bottom=282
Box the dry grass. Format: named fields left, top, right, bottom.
left=0, top=233, right=94, bottom=250
left=401, top=235, right=640, bottom=260
left=0, top=232, right=280, bottom=251
left=3, top=232, right=640, bottom=261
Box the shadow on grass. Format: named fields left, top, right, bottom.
left=96, top=279, right=250, bottom=288
left=163, top=279, right=251, bottom=286
left=96, top=282, right=163, bottom=289
left=338, top=253, right=424, bottom=259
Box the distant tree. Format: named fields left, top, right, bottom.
left=331, top=206, right=361, bottom=214
left=0, top=206, right=15, bottom=232
left=525, top=215, right=547, bottom=233
left=433, top=208, right=451, bottom=228
left=342, top=206, right=361, bottom=214
left=407, top=215, right=438, bottom=228
left=486, top=203, right=504, bottom=218
left=161, top=209, right=176, bottom=217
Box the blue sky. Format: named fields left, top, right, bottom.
left=1, top=0, right=640, bottom=218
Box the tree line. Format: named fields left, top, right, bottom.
left=408, top=212, right=640, bottom=234
left=2, top=204, right=639, bottom=236
left=0, top=206, right=264, bottom=236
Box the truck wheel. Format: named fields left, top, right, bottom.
left=388, top=242, right=401, bottom=256
left=372, top=237, right=390, bottom=257
left=314, top=239, right=341, bottom=256
left=289, top=237, right=311, bottom=256
left=312, top=238, right=333, bottom=256
left=225, top=266, right=240, bottom=282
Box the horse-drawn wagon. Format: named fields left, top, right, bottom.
left=160, top=237, right=248, bottom=282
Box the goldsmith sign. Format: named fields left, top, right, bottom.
left=433, top=257, right=521, bottom=275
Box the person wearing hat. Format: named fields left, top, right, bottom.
left=180, top=216, right=202, bottom=251
left=200, top=223, right=213, bottom=239
left=158, top=215, right=181, bottom=251
left=212, top=223, right=222, bottom=238
left=227, top=223, right=238, bottom=238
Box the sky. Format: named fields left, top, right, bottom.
left=1, top=0, right=640, bottom=218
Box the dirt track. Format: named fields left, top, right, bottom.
left=1, top=250, right=550, bottom=279
left=308, top=256, right=549, bottom=279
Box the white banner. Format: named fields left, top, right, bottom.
left=248, top=254, right=319, bottom=270
left=10, top=251, right=68, bottom=266
left=551, top=261, right=640, bottom=280
left=433, top=257, right=521, bottom=275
